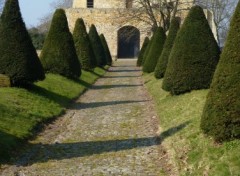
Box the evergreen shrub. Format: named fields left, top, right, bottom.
left=162, top=6, right=220, bottom=95
left=73, top=18, right=97, bottom=70
left=40, top=9, right=81, bottom=79
left=137, top=37, right=150, bottom=67
left=0, top=0, right=45, bottom=86
left=200, top=2, right=240, bottom=141
left=154, top=17, right=180, bottom=78
left=89, top=25, right=107, bottom=67
left=100, top=34, right=112, bottom=66
left=143, top=27, right=166, bottom=73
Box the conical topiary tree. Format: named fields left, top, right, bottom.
left=141, top=36, right=153, bottom=66
left=154, top=17, right=180, bottom=78
left=162, top=6, right=220, bottom=95
left=100, top=34, right=112, bottom=66
left=200, top=1, right=240, bottom=142
left=143, top=27, right=166, bottom=73
left=89, top=24, right=107, bottom=67
left=40, top=9, right=81, bottom=79
left=137, top=37, right=150, bottom=67
left=0, top=0, right=45, bottom=86
left=73, top=18, right=97, bottom=70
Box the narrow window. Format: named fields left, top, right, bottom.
left=87, top=0, right=94, bottom=8
left=126, top=0, right=133, bottom=8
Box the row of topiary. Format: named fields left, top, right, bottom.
left=137, top=3, right=240, bottom=142
left=0, top=0, right=112, bottom=87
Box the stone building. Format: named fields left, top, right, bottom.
left=66, top=0, right=217, bottom=59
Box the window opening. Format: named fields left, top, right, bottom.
left=87, top=0, right=94, bottom=8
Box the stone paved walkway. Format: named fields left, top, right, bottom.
left=0, top=60, right=172, bottom=176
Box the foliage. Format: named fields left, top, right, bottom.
left=28, top=27, right=46, bottom=50
left=141, top=36, right=153, bottom=66
left=0, top=0, right=45, bottom=86
left=121, top=0, right=237, bottom=47
left=0, top=67, right=107, bottom=161
left=201, top=1, right=240, bottom=141
left=100, top=34, right=112, bottom=66
left=154, top=17, right=180, bottom=78
left=40, top=9, right=81, bottom=79
left=143, top=27, right=166, bottom=73
left=88, top=24, right=107, bottom=67
left=122, top=0, right=190, bottom=32
left=137, top=37, right=149, bottom=67
left=162, top=6, right=220, bottom=95
left=73, top=18, right=96, bottom=70
left=36, top=0, right=74, bottom=33
left=144, top=73, right=240, bottom=175
left=50, top=0, right=73, bottom=9
left=197, top=0, right=238, bottom=46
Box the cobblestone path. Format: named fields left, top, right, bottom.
left=0, top=60, right=171, bottom=176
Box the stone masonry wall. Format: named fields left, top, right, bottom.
left=68, top=0, right=218, bottom=58
left=73, top=0, right=141, bottom=9
left=73, top=0, right=125, bottom=9
left=66, top=8, right=151, bottom=58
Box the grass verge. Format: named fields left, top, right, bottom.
left=144, top=73, right=240, bottom=176
left=0, top=67, right=107, bottom=162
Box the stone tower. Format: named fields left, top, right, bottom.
left=66, top=0, right=217, bottom=59
left=72, top=0, right=138, bottom=9
left=66, top=0, right=151, bottom=59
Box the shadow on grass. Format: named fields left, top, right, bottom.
left=101, top=66, right=110, bottom=71
left=160, top=121, right=191, bottom=139
left=91, top=84, right=142, bottom=90
left=29, top=85, right=71, bottom=107
left=89, top=70, right=102, bottom=77
left=72, top=79, right=92, bottom=88
left=7, top=121, right=190, bottom=166
left=71, top=100, right=149, bottom=110
left=0, top=131, right=23, bottom=163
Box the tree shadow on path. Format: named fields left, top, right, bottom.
left=12, top=121, right=190, bottom=166
left=111, top=65, right=137, bottom=68
left=91, top=84, right=142, bottom=90
left=103, top=76, right=140, bottom=78
left=109, top=69, right=140, bottom=73
left=71, top=100, right=149, bottom=110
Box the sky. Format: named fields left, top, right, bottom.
left=19, top=0, right=57, bottom=28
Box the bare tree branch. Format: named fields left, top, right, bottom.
left=196, top=0, right=237, bottom=45
left=119, top=0, right=237, bottom=46
left=50, top=0, right=73, bottom=10
left=37, top=0, right=73, bottom=33
left=0, top=0, right=5, bottom=14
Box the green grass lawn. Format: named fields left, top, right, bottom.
left=144, top=73, right=240, bottom=176
left=0, top=67, right=107, bottom=161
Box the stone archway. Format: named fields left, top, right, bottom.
left=117, top=26, right=140, bottom=58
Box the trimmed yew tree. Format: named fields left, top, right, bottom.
left=154, top=17, right=180, bottom=78
left=73, top=18, right=97, bottom=70
left=141, top=36, right=153, bottom=66
left=40, top=9, right=81, bottom=79
left=137, top=37, right=149, bottom=66
left=162, top=6, right=220, bottom=95
left=143, top=27, right=166, bottom=73
left=201, top=2, right=240, bottom=142
left=89, top=25, right=107, bottom=66
left=0, top=0, right=45, bottom=86
left=100, top=34, right=112, bottom=66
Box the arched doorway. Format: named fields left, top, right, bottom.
left=117, top=26, right=140, bottom=58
